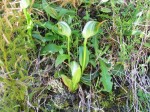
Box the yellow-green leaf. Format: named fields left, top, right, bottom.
left=61, top=75, right=73, bottom=91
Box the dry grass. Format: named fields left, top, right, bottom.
left=50, top=0, right=86, bottom=7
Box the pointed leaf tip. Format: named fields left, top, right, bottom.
left=82, top=21, right=105, bottom=39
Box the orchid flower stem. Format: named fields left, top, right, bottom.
left=82, top=38, right=87, bottom=73
left=67, top=36, right=70, bottom=64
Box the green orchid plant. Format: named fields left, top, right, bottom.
left=81, top=21, right=106, bottom=73
left=57, top=21, right=71, bottom=63
left=56, top=21, right=104, bottom=92
left=20, top=0, right=33, bottom=37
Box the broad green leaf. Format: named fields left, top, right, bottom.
left=61, top=75, right=73, bottom=91
left=57, top=21, right=71, bottom=38
left=43, top=22, right=53, bottom=30
left=56, top=7, right=76, bottom=18
left=70, top=61, right=81, bottom=89
left=81, top=75, right=91, bottom=86
left=32, top=32, right=54, bottom=42
left=41, top=44, right=61, bottom=55
left=82, top=21, right=104, bottom=39
left=42, top=0, right=58, bottom=19
left=32, top=33, right=46, bottom=43
left=112, top=63, right=125, bottom=76
left=92, top=37, right=99, bottom=56
left=55, top=54, right=69, bottom=67
left=89, top=59, right=97, bottom=68
left=100, top=59, right=113, bottom=92
left=45, top=33, right=59, bottom=41
left=44, top=22, right=58, bottom=32
left=79, top=46, right=89, bottom=72
left=20, top=0, right=30, bottom=9
left=81, top=73, right=99, bottom=86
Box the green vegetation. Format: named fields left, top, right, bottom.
left=0, top=0, right=150, bottom=111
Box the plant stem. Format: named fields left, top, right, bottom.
left=23, top=8, right=33, bottom=37
left=82, top=38, right=87, bottom=73
left=67, top=36, right=70, bottom=64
